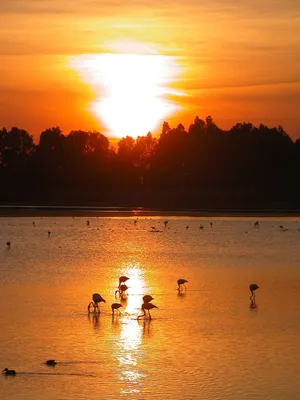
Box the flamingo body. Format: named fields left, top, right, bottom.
left=249, top=283, right=259, bottom=299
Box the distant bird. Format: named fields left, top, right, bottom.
left=45, top=359, right=57, bottom=366
left=88, top=293, right=106, bottom=313
left=118, top=276, right=129, bottom=288
left=254, top=221, right=259, bottom=228
left=48, top=231, right=51, bottom=237
left=33, top=221, right=36, bottom=226
left=138, top=302, right=158, bottom=320
left=111, top=303, right=122, bottom=315
left=177, top=279, right=188, bottom=290
left=86, top=221, right=90, bottom=226
left=115, top=284, right=128, bottom=296
left=2, top=368, right=16, bottom=376
left=6, top=241, right=11, bottom=249
left=199, top=225, right=203, bottom=230
left=164, top=220, right=168, bottom=227
left=143, top=295, right=154, bottom=303
left=279, top=225, right=288, bottom=232
left=134, top=220, right=138, bottom=225
left=249, top=284, right=259, bottom=299
left=186, top=225, right=189, bottom=230
left=210, top=222, right=213, bottom=228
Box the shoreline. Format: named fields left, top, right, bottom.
left=1, top=205, right=300, bottom=218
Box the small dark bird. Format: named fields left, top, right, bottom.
left=143, top=295, right=154, bottom=303
left=88, top=293, right=106, bottom=313
left=199, top=225, right=203, bottom=230
left=2, top=368, right=16, bottom=375
left=6, top=241, right=11, bottom=249
left=45, top=359, right=57, bottom=366
left=177, top=279, right=188, bottom=290
left=138, top=302, right=158, bottom=320
left=186, top=225, right=189, bottom=230
left=118, top=276, right=129, bottom=288
left=249, top=284, right=259, bottom=299
left=164, top=220, right=168, bottom=227
left=48, top=231, right=51, bottom=237
left=254, top=221, right=259, bottom=228
left=111, top=303, right=122, bottom=315
left=86, top=221, right=90, bottom=226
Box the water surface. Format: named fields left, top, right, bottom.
left=1, top=216, right=300, bottom=399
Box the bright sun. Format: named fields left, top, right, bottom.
left=69, top=46, right=183, bottom=139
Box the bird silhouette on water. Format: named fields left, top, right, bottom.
left=2, top=368, right=16, bottom=376
left=88, top=293, right=106, bottom=313
left=111, top=303, right=122, bottom=315
left=177, top=279, right=188, bottom=291
left=138, top=302, right=158, bottom=320
left=45, top=359, right=57, bottom=366
left=249, top=284, right=259, bottom=300
left=142, top=295, right=154, bottom=303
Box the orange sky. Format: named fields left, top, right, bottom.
left=1, top=0, right=300, bottom=141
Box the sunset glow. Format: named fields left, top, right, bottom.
left=70, top=51, right=183, bottom=138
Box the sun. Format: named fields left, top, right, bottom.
left=69, top=46, right=183, bottom=139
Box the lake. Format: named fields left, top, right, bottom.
left=1, top=215, right=300, bottom=399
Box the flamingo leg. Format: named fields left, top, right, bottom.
left=148, top=310, right=152, bottom=320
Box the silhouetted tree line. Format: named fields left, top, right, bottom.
left=1, top=117, right=300, bottom=209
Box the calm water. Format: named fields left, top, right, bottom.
left=1, top=216, right=300, bottom=400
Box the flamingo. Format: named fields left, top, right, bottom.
left=111, top=303, right=123, bottom=315
left=2, top=368, right=16, bottom=375
left=88, top=293, right=106, bottom=313
left=118, top=276, right=129, bottom=289
left=143, top=295, right=154, bottom=303
left=45, top=360, right=57, bottom=366
left=138, top=302, right=158, bottom=320
left=115, top=284, right=128, bottom=296
left=249, top=284, right=259, bottom=299
left=177, top=279, right=188, bottom=290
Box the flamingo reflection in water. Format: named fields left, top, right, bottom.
left=88, top=293, right=106, bottom=313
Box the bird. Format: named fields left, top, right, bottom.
left=164, top=220, right=168, bottom=227
left=186, top=225, right=189, bottom=230
left=6, top=241, right=11, bottom=249
left=111, top=303, right=122, bottom=315
left=86, top=220, right=90, bottom=226
left=177, top=279, right=188, bottom=290
left=118, top=276, right=129, bottom=289
left=199, top=225, right=203, bottom=230
left=115, top=284, right=128, bottom=297
left=47, top=231, right=51, bottom=237
left=142, top=295, right=154, bottom=303
left=2, top=368, right=16, bottom=376
left=45, top=359, right=57, bottom=366
left=138, top=302, right=158, bottom=320
left=88, top=293, right=106, bottom=313
left=254, top=221, right=259, bottom=228
left=249, top=284, right=259, bottom=299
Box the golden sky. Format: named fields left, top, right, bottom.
left=1, top=0, right=300, bottom=140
